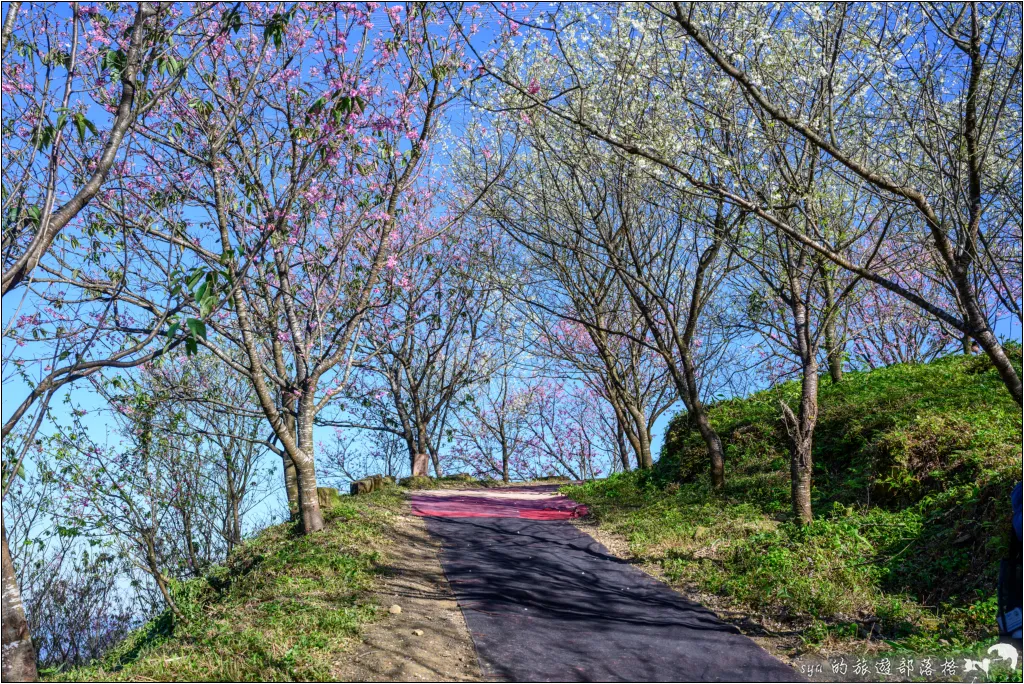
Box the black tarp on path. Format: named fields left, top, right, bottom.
left=424, top=515, right=801, bottom=682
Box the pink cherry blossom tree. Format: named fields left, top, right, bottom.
left=132, top=3, right=472, bottom=533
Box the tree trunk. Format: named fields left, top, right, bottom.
left=823, top=313, right=843, bottom=383
left=781, top=358, right=819, bottom=525
left=281, top=409, right=300, bottom=519
left=293, top=452, right=323, bottom=533
left=231, top=492, right=242, bottom=547
left=821, top=272, right=844, bottom=384
left=615, top=421, right=631, bottom=472
left=678, top=350, right=726, bottom=488
left=609, top=400, right=645, bottom=469
left=225, top=466, right=242, bottom=552
left=282, top=452, right=299, bottom=520
left=970, top=325, right=1021, bottom=405
left=144, top=534, right=182, bottom=619
left=630, top=408, right=654, bottom=469
left=617, top=396, right=654, bottom=470
left=950, top=11, right=1022, bottom=407
left=420, top=426, right=442, bottom=478
left=431, top=451, right=443, bottom=478
left=953, top=274, right=1022, bottom=403
left=501, top=443, right=510, bottom=483
left=693, top=408, right=725, bottom=488
left=294, top=403, right=324, bottom=534
left=1, top=3, right=22, bottom=59
left=181, top=508, right=201, bottom=577
left=826, top=342, right=844, bottom=384
left=790, top=437, right=813, bottom=525
left=671, top=364, right=724, bottom=486
left=2, top=520, right=37, bottom=682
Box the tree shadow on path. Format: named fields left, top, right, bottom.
left=426, top=516, right=801, bottom=682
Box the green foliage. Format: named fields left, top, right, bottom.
left=47, top=488, right=405, bottom=682
left=566, top=351, right=1022, bottom=657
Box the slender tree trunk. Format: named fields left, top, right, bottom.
left=225, top=467, right=242, bottom=552
left=501, top=442, right=510, bottom=483
left=293, top=454, right=323, bottom=533
left=224, top=467, right=236, bottom=555
left=2, top=520, right=37, bottom=682
left=782, top=351, right=819, bottom=525
left=603, top=239, right=726, bottom=485
left=789, top=437, right=814, bottom=524
left=969, top=325, right=1021, bottom=404
left=953, top=269, right=1022, bottom=402
left=144, top=534, right=182, bottom=619
left=231, top=493, right=242, bottom=547
left=826, top=336, right=844, bottom=383
left=679, top=352, right=725, bottom=488
left=822, top=273, right=844, bottom=383
left=656, top=344, right=726, bottom=486
left=281, top=409, right=300, bottom=519
left=181, top=509, right=201, bottom=577
left=615, top=421, right=631, bottom=472
left=693, top=409, right=725, bottom=488
left=666, top=372, right=724, bottom=487
left=282, top=452, right=299, bottom=520
left=952, top=7, right=1022, bottom=406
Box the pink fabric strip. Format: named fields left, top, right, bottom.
left=409, top=492, right=587, bottom=520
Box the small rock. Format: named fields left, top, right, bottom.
left=412, top=629, right=424, bottom=636
left=389, top=604, right=402, bottom=615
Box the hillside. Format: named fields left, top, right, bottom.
left=47, top=489, right=407, bottom=682
left=566, top=349, right=1023, bottom=659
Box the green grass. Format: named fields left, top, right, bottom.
left=45, top=487, right=405, bottom=682
left=566, top=349, right=1022, bottom=670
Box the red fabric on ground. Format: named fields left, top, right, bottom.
left=409, top=489, right=588, bottom=520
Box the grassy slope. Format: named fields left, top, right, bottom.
left=47, top=487, right=405, bottom=682
left=566, top=349, right=1022, bottom=661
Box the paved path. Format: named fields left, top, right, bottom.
left=412, top=486, right=799, bottom=682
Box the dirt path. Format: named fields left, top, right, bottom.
left=334, top=512, right=481, bottom=682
